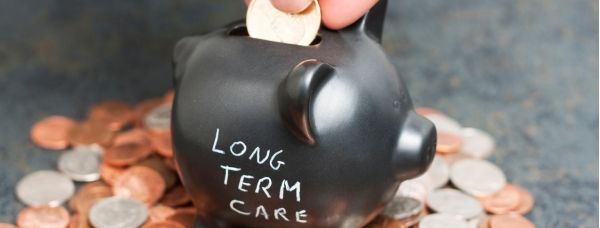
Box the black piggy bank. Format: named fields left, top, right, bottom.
left=171, top=1, right=436, bottom=227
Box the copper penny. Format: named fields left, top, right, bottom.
left=167, top=208, right=197, bottom=228
left=113, top=128, right=151, bottom=146
left=148, top=204, right=176, bottom=223
left=164, top=157, right=177, bottom=171
left=113, top=166, right=166, bottom=206
left=436, top=132, right=463, bottom=154
left=415, top=107, right=443, bottom=117
left=143, top=220, right=185, bottom=228
left=67, top=213, right=91, bottom=228
left=134, top=98, right=165, bottom=128
left=100, top=163, right=126, bottom=185
left=104, top=142, right=152, bottom=167
left=17, top=206, right=70, bottom=228
left=439, top=152, right=473, bottom=166
left=160, top=185, right=192, bottom=208
left=480, top=184, right=521, bottom=214
left=30, top=116, right=76, bottom=150
left=88, top=101, right=133, bottom=131
left=489, top=213, right=535, bottom=228
left=137, top=155, right=178, bottom=189
left=75, top=182, right=113, bottom=213
left=68, top=121, right=114, bottom=147
left=163, top=90, right=175, bottom=104
left=149, top=130, right=174, bottom=158
left=512, top=185, right=535, bottom=215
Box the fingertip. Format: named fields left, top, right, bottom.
left=271, top=0, right=313, bottom=13
left=320, top=0, right=379, bottom=30
left=244, top=0, right=252, bottom=6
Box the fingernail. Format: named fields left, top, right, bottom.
left=270, top=0, right=313, bottom=13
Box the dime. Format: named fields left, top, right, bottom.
left=512, top=185, right=534, bottom=215
left=424, top=114, right=462, bottom=135
left=88, top=101, right=133, bottom=131
left=113, top=166, right=166, bottom=206
left=419, top=213, right=470, bottom=228
left=460, top=128, right=495, bottom=159
left=16, top=170, right=75, bottom=207
left=68, top=122, right=114, bottom=147
left=479, top=184, right=521, bottom=214
left=16, top=206, right=70, bottom=228
left=426, top=188, right=483, bottom=220
left=30, top=115, right=76, bottom=150
left=58, top=146, right=103, bottom=182
left=144, top=104, right=172, bottom=132
left=381, top=196, right=423, bottom=222
left=426, top=156, right=449, bottom=189
left=143, top=221, right=185, bottom=228
left=436, top=132, right=463, bottom=154
left=246, top=0, right=321, bottom=46
left=488, top=213, right=535, bottom=228
left=450, top=159, right=507, bottom=197
left=89, top=197, right=148, bottom=228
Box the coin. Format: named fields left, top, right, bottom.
left=100, top=163, right=125, bottom=185
left=436, top=132, right=463, bottom=154
left=460, top=128, right=495, bottom=159
left=395, top=178, right=429, bottom=203
left=450, top=159, right=507, bottom=197
left=88, top=101, right=133, bottom=132
left=113, top=128, right=150, bottom=146
left=17, top=206, right=70, bottom=228
left=488, top=213, right=535, bottom=228
left=137, top=155, right=178, bottom=189
left=167, top=208, right=197, bottom=228
left=425, top=156, right=449, bottom=189
left=424, top=114, right=462, bottom=135
left=479, top=184, right=521, bottom=215
left=113, top=166, right=166, bottom=206
left=89, top=197, right=148, bottom=228
left=426, top=188, right=483, bottom=220
left=30, top=116, right=76, bottom=150
left=143, top=221, right=186, bottom=228
left=148, top=204, right=176, bottom=223
left=67, top=213, right=91, bottom=228
left=419, top=213, right=470, bottom=228
left=246, top=0, right=321, bottom=46
left=512, top=185, right=534, bottom=215
left=149, top=130, right=174, bottom=158
left=144, top=104, right=172, bottom=132
left=16, top=170, right=75, bottom=207
left=58, top=146, right=102, bottom=182
left=133, top=98, right=165, bottom=128
left=68, top=121, right=114, bottom=147
left=103, top=142, right=152, bottom=167
left=73, top=182, right=113, bottom=213
left=381, top=196, right=423, bottom=222
left=159, top=185, right=192, bottom=207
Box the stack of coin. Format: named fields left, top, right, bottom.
left=10, top=90, right=195, bottom=228
left=365, top=107, right=536, bottom=228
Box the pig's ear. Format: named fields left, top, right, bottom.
left=172, top=37, right=199, bottom=85
left=342, top=0, right=387, bottom=43
left=278, top=59, right=335, bottom=145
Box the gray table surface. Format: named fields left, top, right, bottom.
left=0, top=0, right=597, bottom=227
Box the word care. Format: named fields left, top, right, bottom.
left=211, top=128, right=308, bottom=224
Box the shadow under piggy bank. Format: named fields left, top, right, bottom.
left=171, top=1, right=436, bottom=227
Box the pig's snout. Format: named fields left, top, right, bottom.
left=392, top=111, right=436, bottom=180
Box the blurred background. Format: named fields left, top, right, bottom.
left=0, top=0, right=597, bottom=227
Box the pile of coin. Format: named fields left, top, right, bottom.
left=5, top=90, right=197, bottom=228
left=365, top=107, right=536, bottom=228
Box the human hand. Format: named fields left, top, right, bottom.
left=244, top=0, right=379, bottom=30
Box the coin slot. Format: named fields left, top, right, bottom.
left=309, top=34, right=322, bottom=46
left=229, top=25, right=249, bottom=36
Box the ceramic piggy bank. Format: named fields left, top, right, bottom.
left=171, top=1, right=436, bottom=227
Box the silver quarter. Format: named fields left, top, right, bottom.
left=381, top=196, right=423, bottom=221
left=424, top=114, right=462, bottom=135
left=58, top=145, right=102, bottom=182
left=144, top=104, right=171, bottom=130
left=450, top=159, right=506, bottom=197
left=419, top=213, right=471, bottom=228
left=426, top=188, right=483, bottom=220
left=460, top=128, right=495, bottom=159
left=16, top=170, right=75, bottom=207
left=426, top=156, right=449, bottom=189
left=89, top=197, right=148, bottom=228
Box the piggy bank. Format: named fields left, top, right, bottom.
left=171, top=1, right=436, bottom=227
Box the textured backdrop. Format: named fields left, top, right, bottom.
left=0, top=0, right=597, bottom=227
